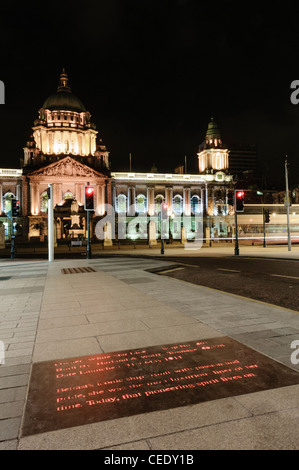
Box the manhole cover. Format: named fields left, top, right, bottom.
left=61, top=267, right=96, bottom=274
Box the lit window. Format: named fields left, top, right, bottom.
left=191, top=195, right=200, bottom=213
left=64, top=192, right=74, bottom=200
left=173, top=195, right=183, bottom=214
left=136, top=194, right=147, bottom=213
left=155, top=195, right=164, bottom=213
left=3, top=193, right=14, bottom=215
left=41, top=192, right=48, bottom=213
left=117, top=194, right=127, bottom=213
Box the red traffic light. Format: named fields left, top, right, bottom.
left=84, top=185, right=95, bottom=211
left=235, top=190, right=245, bottom=212
left=85, top=186, right=94, bottom=196
left=12, top=198, right=20, bottom=217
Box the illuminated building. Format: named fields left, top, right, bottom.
left=21, top=70, right=111, bottom=241
left=197, top=118, right=229, bottom=173
left=4, top=70, right=296, bottom=246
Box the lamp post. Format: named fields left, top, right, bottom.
left=47, top=184, right=54, bottom=262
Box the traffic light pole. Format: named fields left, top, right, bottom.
left=47, top=184, right=54, bottom=262
left=10, top=217, right=14, bottom=260
left=234, top=191, right=239, bottom=256
left=263, top=208, right=266, bottom=248
left=86, top=209, right=91, bottom=259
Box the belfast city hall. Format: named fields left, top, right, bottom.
left=1, top=69, right=292, bottom=247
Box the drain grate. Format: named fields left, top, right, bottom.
left=61, top=267, right=97, bottom=274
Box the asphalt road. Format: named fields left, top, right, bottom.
left=154, top=256, right=299, bottom=312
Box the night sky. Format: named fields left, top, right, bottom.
left=0, top=0, right=298, bottom=189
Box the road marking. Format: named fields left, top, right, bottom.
left=159, top=267, right=185, bottom=274
left=270, top=274, right=299, bottom=280
left=217, top=268, right=241, bottom=273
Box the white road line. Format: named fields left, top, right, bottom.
left=217, top=268, right=241, bottom=273
left=270, top=274, right=299, bottom=280
left=160, top=267, right=185, bottom=274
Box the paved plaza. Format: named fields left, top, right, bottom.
left=0, top=252, right=299, bottom=450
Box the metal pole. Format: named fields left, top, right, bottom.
left=285, top=157, right=291, bottom=251
left=234, top=190, right=239, bottom=256
left=87, top=209, right=91, bottom=259
left=48, top=184, right=54, bottom=262
left=10, top=217, right=14, bottom=260
left=263, top=208, right=266, bottom=248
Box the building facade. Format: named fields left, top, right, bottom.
left=5, top=70, right=296, bottom=246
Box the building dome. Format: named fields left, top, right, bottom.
left=206, top=117, right=221, bottom=139
left=42, top=69, right=86, bottom=113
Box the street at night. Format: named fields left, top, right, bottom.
left=154, top=255, right=299, bottom=312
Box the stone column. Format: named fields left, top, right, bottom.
left=30, top=182, right=39, bottom=215
left=147, top=187, right=155, bottom=216
left=131, top=186, right=136, bottom=215
left=165, top=187, right=173, bottom=213
left=201, top=187, right=205, bottom=214
left=184, top=188, right=191, bottom=216
left=148, top=219, right=157, bottom=245
left=127, top=186, right=135, bottom=216
left=95, top=184, right=105, bottom=216
left=53, top=183, right=62, bottom=208
left=104, top=221, right=113, bottom=246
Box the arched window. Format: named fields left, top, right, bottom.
left=3, top=192, right=14, bottom=215
left=155, top=194, right=164, bottom=214
left=173, top=195, right=183, bottom=215
left=191, top=195, right=201, bottom=213
left=63, top=192, right=74, bottom=200
left=136, top=194, right=147, bottom=214
left=117, top=194, right=127, bottom=214
left=41, top=191, right=48, bottom=213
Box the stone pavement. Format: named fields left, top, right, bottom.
left=0, top=255, right=298, bottom=450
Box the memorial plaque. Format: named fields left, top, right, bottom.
left=22, top=336, right=299, bottom=436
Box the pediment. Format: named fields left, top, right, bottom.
left=28, top=156, right=106, bottom=179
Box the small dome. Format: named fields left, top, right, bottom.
left=42, top=69, right=86, bottom=113
left=206, top=117, right=221, bottom=138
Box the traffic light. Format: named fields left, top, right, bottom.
left=235, top=190, right=245, bottom=212
left=227, top=191, right=234, bottom=206
left=161, top=203, right=168, bottom=220
left=84, top=185, right=94, bottom=211
left=11, top=199, right=20, bottom=217
left=264, top=209, right=270, bottom=223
